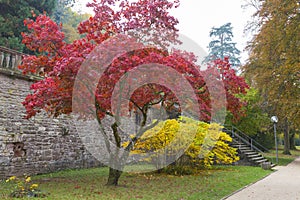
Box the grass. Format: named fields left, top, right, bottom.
left=0, top=165, right=272, bottom=200
left=264, top=146, right=300, bottom=166
left=1, top=147, right=299, bottom=199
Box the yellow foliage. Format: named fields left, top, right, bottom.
left=6, top=176, right=16, bottom=182
left=125, top=117, right=239, bottom=169
left=5, top=175, right=45, bottom=198
left=30, top=184, right=39, bottom=190
left=25, top=176, right=31, bottom=183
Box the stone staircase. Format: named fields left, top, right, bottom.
left=223, top=125, right=276, bottom=168
left=231, top=141, right=276, bottom=168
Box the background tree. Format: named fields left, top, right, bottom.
left=19, top=0, right=249, bottom=186
left=203, top=23, right=242, bottom=70
left=226, top=87, right=274, bottom=149
left=51, top=0, right=76, bottom=24
left=0, top=0, right=56, bottom=51
left=244, top=0, right=300, bottom=154
left=51, top=0, right=91, bottom=43
left=206, top=57, right=249, bottom=122
left=52, top=5, right=91, bottom=43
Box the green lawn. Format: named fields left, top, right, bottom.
left=2, top=147, right=299, bottom=199
left=0, top=165, right=272, bottom=200
left=264, top=146, right=300, bottom=166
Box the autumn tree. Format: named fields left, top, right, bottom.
left=203, top=23, right=242, bottom=70
left=244, top=0, right=300, bottom=154
left=19, top=0, right=249, bottom=185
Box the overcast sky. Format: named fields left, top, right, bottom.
left=73, top=0, right=256, bottom=64
left=171, top=0, right=255, bottom=64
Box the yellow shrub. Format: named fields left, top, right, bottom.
left=125, top=117, right=239, bottom=169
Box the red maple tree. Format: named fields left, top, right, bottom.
left=19, top=0, right=248, bottom=185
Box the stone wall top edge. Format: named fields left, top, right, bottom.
left=0, top=68, right=42, bottom=82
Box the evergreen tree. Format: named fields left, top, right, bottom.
left=203, top=23, right=241, bottom=70
left=0, top=0, right=56, bottom=51
left=51, top=0, right=76, bottom=24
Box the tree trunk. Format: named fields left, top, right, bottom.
left=289, top=131, right=296, bottom=150
left=283, top=118, right=291, bottom=155
left=106, top=167, right=123, bottom=186
left=105, top=122, right=124, bottom=186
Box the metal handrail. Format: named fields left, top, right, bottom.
left=223, top=125, right=275, bottom=165
left=223, top=124, right=269, bottom=153
left=231, top=132, right=264, bottom=154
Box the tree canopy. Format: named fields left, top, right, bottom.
left=51, top=0, right=91, bottom=43
left=19, top=0, right=249, bottom=185
left=51, top=0, right=76, bottom=24
left=55, top=6, right=91, bottom=43
left=0, top=0, right=56, bottom=51
left=244, top=0, right=300, bottom=154
left=203, top=23, right=241, bottom=70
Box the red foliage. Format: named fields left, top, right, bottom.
left=205, top=57, right=249, bottom=121
left=19, top=0, right=248, bottom=123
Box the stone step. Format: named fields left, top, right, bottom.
left=238, top=146, right=252, bottom=150
left=229, top=135, right=274, bottom=167
left=244, top=151, right=258, bottom=155
left=232, top=144, right=249, bottom=147
left=240, top=149, right=254, bottom=153
left=233, top=146, right=251, bottom=150
left=271, top=163, right=277, bottom=168
left=261, top=161, right=274, bottom=169
left=246, top=154, right=262, bottom=158
left=250, top=156, right=265, bottom=161
left=255, top=159, right=269, bottom=164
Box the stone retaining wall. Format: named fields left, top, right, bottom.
left=0, top=72, right=103, bottom=179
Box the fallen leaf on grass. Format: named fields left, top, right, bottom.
left=74, top=185, right=81, bottom=189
